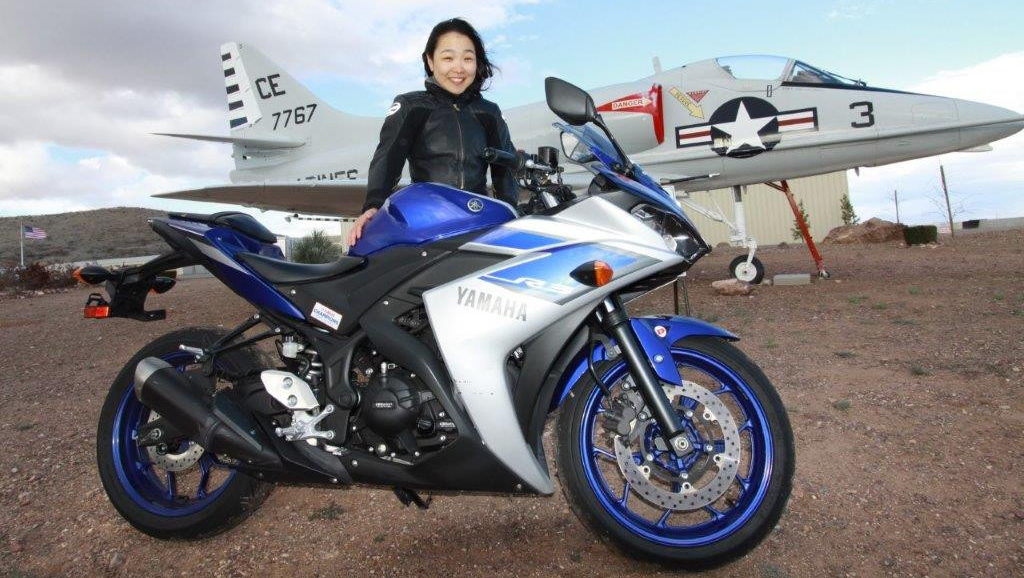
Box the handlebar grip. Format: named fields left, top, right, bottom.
left=482, top=147, right=523, bottom=170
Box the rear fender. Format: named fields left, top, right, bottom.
left=550, top=315, right=738, bottom=410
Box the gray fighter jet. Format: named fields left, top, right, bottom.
left=157, top=44, right=1022, bottom=278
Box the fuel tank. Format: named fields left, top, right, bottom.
left=349, top=183, right=516, bottom=257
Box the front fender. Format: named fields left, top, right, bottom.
left=550, top=315, right=737, bottom=410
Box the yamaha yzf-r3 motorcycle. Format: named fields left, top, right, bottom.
left=80, top=78, right=793, bottom=568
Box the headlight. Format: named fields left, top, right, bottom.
left=630, top=204, right=706, bottom=262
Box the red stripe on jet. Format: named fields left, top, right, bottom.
left=679, top=129, right=712, bottom=139
left=778, top=116, right=814, bottom=126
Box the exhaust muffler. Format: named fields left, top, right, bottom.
left=134, top=357, right=282, bottom=468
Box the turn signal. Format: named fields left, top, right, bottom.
left=84, top=305, right=110, bottom=319
left=570, top=260, right=614, bottom=287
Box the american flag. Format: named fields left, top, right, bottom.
left=23, top=225, right=47, bottom=239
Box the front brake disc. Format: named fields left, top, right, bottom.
left=613, top=381, right=742, bottom=511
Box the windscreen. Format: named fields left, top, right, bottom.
left=715, top=55, right=790, bottom=80
left=787, top=61, right=864, bottom=85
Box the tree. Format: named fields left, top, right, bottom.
left=292, top=230, right=341, bottom=264
left=791, top=200, right=812, bottom=241
left=840, top=192, right=859, bottom=225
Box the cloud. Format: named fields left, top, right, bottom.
left=847, top=52, right=1024, bottom=225
left=0, top=1, right=538, bottom=217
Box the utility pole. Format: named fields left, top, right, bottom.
left=940, top=165, right=954, bottom=238
left=892, top=189, right=900, bottom=224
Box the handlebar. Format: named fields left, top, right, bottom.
left=481, top=148, right=555, bottom=173
left=481, top=147, right=523, bottom=170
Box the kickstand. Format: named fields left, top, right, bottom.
left=392, top=487, right=431, bottom=510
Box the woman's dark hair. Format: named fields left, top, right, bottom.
left=421, top=18, right=496, bottom=92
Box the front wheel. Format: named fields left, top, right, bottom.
left=96, top=328, right=273, bottom=539
left=556, top=337, right=793, bottom=568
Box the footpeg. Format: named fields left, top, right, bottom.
left=393, top=487, right=431, bottom=509
left=276, top=404, right=336, bottom=442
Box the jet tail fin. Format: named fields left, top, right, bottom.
left=215, top=42, right=384, bottom=175
left=220, top=42, right=341, bottom=137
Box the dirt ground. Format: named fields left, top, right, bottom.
left=0, top=230, right=1021, bottom=577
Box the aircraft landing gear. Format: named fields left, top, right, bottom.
left=729, top=255, right=765, bottom=284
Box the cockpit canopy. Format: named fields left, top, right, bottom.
left=713, top=55, right=865, bottom=86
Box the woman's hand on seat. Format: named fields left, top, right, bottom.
left=347, top=208, right=378, bottom=247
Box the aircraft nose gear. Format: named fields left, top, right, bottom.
left=612, top=381, right=741, bottom=510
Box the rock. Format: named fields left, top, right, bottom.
left=711, top=279, right=755, bottom=296
left=17, top=492, right=31, bottom=506
left=823, top=218, right=905, bottom=244
left=10, top=537, right=24, bottom=553
left=109, top=551, right=125, bottom=568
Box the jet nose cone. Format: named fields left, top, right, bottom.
left=955, top=99, right=1024, bottom=146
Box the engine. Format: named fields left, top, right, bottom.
left=348, top=348, right=456, bottom=460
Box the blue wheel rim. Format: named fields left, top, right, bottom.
left=110, top=352, right=237, bottom=517
left=579, top=347, right=774, bottom=547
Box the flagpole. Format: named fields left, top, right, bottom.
left=19, top=220, right=25, bottom=268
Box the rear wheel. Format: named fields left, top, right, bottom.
left=96, top=328, right=273, bottom=539
left=556, top=337, right=793, bottom=568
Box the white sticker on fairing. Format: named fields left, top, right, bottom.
left=310, top=302, right=342, bottom=330
left=387, top=101, right=401, bottom=116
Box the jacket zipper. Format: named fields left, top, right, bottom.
left=453, top=103, right=464, bottom=189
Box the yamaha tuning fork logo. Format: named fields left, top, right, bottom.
left=675, top=97, right=818, bottom=159
left=467, top=199, right=484, bottom=213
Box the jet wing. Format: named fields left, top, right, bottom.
left=154, top=132, right=305, bottom=149
left=153, top=181, right=371, bottom=218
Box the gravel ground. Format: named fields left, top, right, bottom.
left=1, top=230, right=1021, bottom=577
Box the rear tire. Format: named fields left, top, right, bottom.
left=96, top=327, right=273, bottom=539
left=556, top=337, right=793, bottom=568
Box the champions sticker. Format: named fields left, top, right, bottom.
left=310, top=302, right=342, bottom=330
left=387, top=101, right=401, bottom=116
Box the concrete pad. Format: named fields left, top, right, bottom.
left=773, top=273, right=812, bottom=286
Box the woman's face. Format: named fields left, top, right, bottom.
left=427, top=31, right=477, bottom=95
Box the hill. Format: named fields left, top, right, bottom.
left=1, top=207, right=169, bottom=265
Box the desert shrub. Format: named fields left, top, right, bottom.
left=0, top=262, right=78, bottom=291
left=840, top=192, right=859, bottom=225
left=292, top=230, right=341, bottom=264
left=903, top=225, right=938, bottom=245
left=790, top=200, right=812, bottom=241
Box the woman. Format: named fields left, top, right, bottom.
left=347, top=18, right=519, bottom=246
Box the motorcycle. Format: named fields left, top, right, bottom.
left=80, top=77, right=793, bottom=568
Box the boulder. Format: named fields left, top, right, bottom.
left=823, top=218, right=904, bottom=244
left=711, top=279, right=755, bottom=296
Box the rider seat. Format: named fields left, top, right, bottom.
left=236, top=252, right=366, bottom=284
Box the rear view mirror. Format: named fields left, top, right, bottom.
left=545, top=77, right=597, bottom=126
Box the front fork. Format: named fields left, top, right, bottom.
left=595, top=297, right=691, bottom=457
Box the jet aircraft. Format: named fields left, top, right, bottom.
left=157, top=44, right=1023, bottom=280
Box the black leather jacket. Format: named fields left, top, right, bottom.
left=362, top=78, right=518, bottom=212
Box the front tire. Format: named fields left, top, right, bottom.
left=96, top=328, right=273, bottom=539
left=556, top=337, right=793, bottom=568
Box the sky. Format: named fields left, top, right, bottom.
left=1, top=0, right=1022, bottom=237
